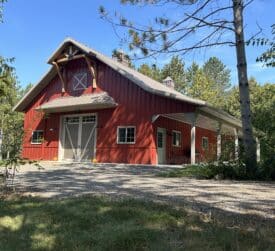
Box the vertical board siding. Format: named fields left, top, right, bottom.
left=22, top=57, right=201, bottom=164
left=154, top=116, right=218, bottom=164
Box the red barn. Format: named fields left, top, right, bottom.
left=14, top=38, right=243, bottom=165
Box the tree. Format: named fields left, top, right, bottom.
left=225, top=78, right=275, bottom=174
left=138, top=63, right=162, bottom=82
left=255, top=24, right=275, bottom=67
left=187, top=68, right=217, bottom=102
left=112, top=49, right=135, bottom=68
left=0, top=0, right=6, bottom=22
left=185, top=62, right=200, bottom=88
left=202, top=57, right=231, bottom=107
left=161, top=56, right=186, bottom=93
left=0, top=70, right=25, bottom=160
left=100, top=0, right=259, bottom=173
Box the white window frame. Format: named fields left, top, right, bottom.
left=117, top=126, right=136, bottom=144
left=31, top=130, right=44, bottom=145
left=172, top=130, right=182, bottom=147
left=202, top=137, right=209, bottom=150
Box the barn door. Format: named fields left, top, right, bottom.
left=79, top=116, right=96, bottom=161
left=62, top=115, right=96, bottom=161
left=63, top=117, right=80, bottom=160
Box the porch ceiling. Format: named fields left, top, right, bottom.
left=35, top=92, right=117, bottom=113
left=155, top=110, right=242, bottom=136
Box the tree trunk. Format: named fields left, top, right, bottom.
left=232, top=0, right=257, bottom=175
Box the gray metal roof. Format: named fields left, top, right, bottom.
left=35, top=92, right=117, bottom=113
left=14, top=38, right=206, bottom=112
left=12, top=38, right=242, bottom=131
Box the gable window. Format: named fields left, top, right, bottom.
left=73, top=72, right=88, bottom=91
left=202, top=137, right=209, bottom=150
left=172, top=130, right=181, bottom=147
left=31, top=130, right=43, bottom=144
left=117, top=126, right=136, bottom=144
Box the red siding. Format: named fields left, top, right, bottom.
left=153, top=116, right=217, bottom=164
left=22, top=57, right=215, bottom=164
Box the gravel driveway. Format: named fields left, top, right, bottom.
left=11, top=162, right=275, bottom=220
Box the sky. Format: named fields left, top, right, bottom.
left=0, top=0, right=274, bottom=88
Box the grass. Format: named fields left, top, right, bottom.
left=158, top=165, right=212, bottom=178
left=0, top=195, right=274, bottom=251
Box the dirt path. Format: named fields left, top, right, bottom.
left=11, top=162, right=275, bottom=220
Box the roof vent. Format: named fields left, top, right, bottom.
left=112, top=49, right=131, bottom=67
left=162, top=76, right=175, bottom=89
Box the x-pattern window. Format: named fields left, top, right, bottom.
left=73, top=72, right=87, bottom=91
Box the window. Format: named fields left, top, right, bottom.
left=66, top=117, right=79, bottom=124
left=82, top=115, right=96, bottom=123
left=172, top=131, right=181, bottom=147
left=117, top=126, right=135, bottom=144
left=31, top=130, right=43, bottom=144
left=157, top=132, right=163, bottom=148
left=202, top=137, right=209, bottom=150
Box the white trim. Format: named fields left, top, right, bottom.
left=234, top=128, right=239, bottom=160
left=77, top=117, right=83, bottom=160
left=217, top=123, right=222, bottom=160
left=58, top=116, right=63, bottom=161
left=256, top=137, right=260, bottom=162
left=157, top=127, right=166, bottom=164
left=59, top=113, right=97, bottom=161
left=116, top=126, right=136, bottom=144
left=201, top=136, right=209, bottom=150
left=172, top=130, right=182, bottom=147
left=31, top=130, right=44, bottom=144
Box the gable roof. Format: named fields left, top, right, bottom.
left=13, top=38, right=206, bottom=112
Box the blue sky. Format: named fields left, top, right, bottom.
left=0, top=0, right=274, bottom=88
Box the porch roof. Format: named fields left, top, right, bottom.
left=35, top=92, right=117, bottom=113
left=154, top=106, right=243, bottom=136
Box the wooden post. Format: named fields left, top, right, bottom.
left=256, top=137, right=260, bottom=162
left=234, top=128, right=239, bottom=161
left=190, top=113, right=197, bottom=165
left=53, top=62, right=66, bottom=93
left=217, top=123, right=222, bottom=161
left=85, top=56, right=97, bottom=89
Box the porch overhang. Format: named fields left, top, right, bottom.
left=152, top=105, right=242, bottom=136
left=35, top=92, right=117, bottom=113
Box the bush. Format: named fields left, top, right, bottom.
left=203, top=161, right=248, bottom=180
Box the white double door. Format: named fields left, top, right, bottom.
left=62, top=114, right=96, bottom=161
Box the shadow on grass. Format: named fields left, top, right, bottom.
left=0, top=195, right=275, bottom=251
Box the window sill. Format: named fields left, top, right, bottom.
left=117, top=142, right=136, bottom=145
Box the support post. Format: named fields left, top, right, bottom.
left=234, top=128, right=239, bottom=161
left=53, top=62, right=66, bottom=93
left=190, top=113, right=198, bottom=165
left=217, top=123, right=222, bottom=161
left=85, top=56, right=97, bottom=89
left=256, top=137, right=260, bottom=162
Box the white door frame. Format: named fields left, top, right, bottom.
left=58, top=113, right=97, bottom=162
left=157, top=127, right=166, bottom=165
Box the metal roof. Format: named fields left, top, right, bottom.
left=14, top=38, right=206, bottom=112
left=35, top=92, right=117, bottom=113
left=13, top=38, right=242, bottom=130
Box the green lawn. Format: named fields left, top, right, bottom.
left=0, top=195, right=274, bottom=251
